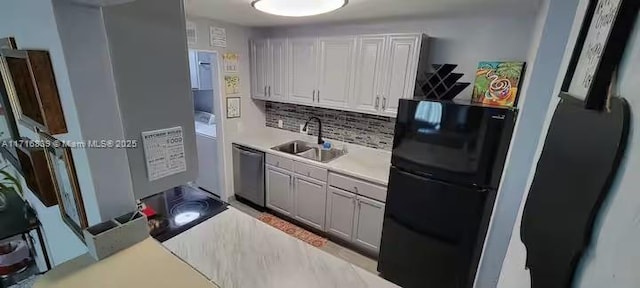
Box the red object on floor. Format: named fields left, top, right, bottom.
left=141, top=206, right=157, bottom=218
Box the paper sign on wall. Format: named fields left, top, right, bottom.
left=210, top=26, right=227, bottom=47
left=142, top=126, right=186, bottom=181
left=186, top=20, right=197, bottom=45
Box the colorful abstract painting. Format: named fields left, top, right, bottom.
left=472, top=61, right=525, bottom=107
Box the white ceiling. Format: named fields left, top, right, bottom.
left=184, top=0, right=542, bottom=27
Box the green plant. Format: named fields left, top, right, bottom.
left=0, top=169, right=22, bottom=198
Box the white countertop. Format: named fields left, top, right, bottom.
left=35, top=238, right=218, bottom=288
left=234, top=128, right=391, bottom=186
left=163, top=207, right=398, bottom=288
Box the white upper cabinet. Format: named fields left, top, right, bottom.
left=269, top=39, right=288, bottom=100
left=352, top=35, right=386, bottom=113
left=288, top=38, right=318, bottom=104
left=250, top=33, right=426, bottom=117
left=251, top=39, right=269, bottom=100
left=317, top=37, right=356, bottom=108
left=381, top=35, right=421, bottom=116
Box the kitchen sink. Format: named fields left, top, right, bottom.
left=271, top=140, right=347, bottom=163
left=271, top=140, right=315, bottom=154
left=296, top=148, right=346, bottom=163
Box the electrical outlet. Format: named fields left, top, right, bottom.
left=278, top=120, right=284, bottom=128
left=300, top=124, right=307, bottom=134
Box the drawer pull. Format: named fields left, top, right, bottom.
left=354, top=186, right=359, bottom=193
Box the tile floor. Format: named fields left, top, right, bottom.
left=227, top=198, right=379, bottom=274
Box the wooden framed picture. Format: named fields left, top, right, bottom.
left=39, top=132, right=88, bottom=239
left=0, top=49, right=67, bottom=134
left=226, top=97, right=240, bottom=118
left=16, top=143, right=58, bottom=207
left=0, top=38, right=20, bottom=141
left=561, top=0, right=640, bottom=110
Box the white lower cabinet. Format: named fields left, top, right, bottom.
left=264, top=154, right=387, bottom=254
left=265, top=165, right=293, bottom=216
left=353, top=196, right=385, bottom=253
left=326, top=186, right=386, bottom=254
left=293, top=175, right=327, bottom=230
left=326, top=187, right=357, bottom=241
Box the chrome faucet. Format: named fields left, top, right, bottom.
left=303, top=117, right=324, bottom=145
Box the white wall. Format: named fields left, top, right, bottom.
left=498, top=0, right=640, bottom=286
left=186, top=16, right=266, bottom=201
left=474, top=0, right=580, bottom=286
left=260, top=14, right=538, bottom=98
left=0, top=0, right=96, bottom=265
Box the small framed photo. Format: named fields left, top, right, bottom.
left=224, top=75, right=240, bottom=95
left=39, top=131, right=88, bottom=240
left=561, top=0, right=639, bottom=110
left=223, top=53, right=239, bottom=73
left=226, top=97, right=240, bottom=119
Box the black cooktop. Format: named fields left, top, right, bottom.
left=142, top=185, right=227, bottom=242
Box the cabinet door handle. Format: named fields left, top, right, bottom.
left=268, top=86, right=271, bottom=97
left=382, top=97, right=387, bottom=110
left=264, top=86, right=267, bottom=96
left=375, top=96, right=380, bottom=109
left=198, top=62, right=211, bottom=66
left=317, top=90, right=320, bottom=102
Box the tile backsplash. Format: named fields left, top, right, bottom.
left=265, top=102, right=396, bottom=150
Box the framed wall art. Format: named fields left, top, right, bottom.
left=0, top=38, right=20, bottom=141
left=226, top=97, right=240, bottom=119
left=561, top=0, right=640, bottom=110
left=0, top=38, right=22, bottom=168
left=39, top=131, right=88, bottom=239
left=16, top=143, right=58, bottom=207
left=0, top=49, right=67, bottom=134
left=472, top=61, right=526, bottom=108
left=225, top=75, right=240, bottom=95
left=223, top=53, right=239, bottom=73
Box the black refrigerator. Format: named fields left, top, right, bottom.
left=378, top=99, right=516, bottom=288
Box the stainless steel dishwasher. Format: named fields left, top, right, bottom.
left=232, top=144, right=265, bottom=207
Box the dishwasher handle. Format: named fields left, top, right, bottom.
left=237, top=148, right=261, bottom=158
left=233, top=144, right=264, bottom=158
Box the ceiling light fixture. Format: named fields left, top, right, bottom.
left=251, top=0, right=348, bottom=17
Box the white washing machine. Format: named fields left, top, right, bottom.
left=194, top=113, right=219, bottom=196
